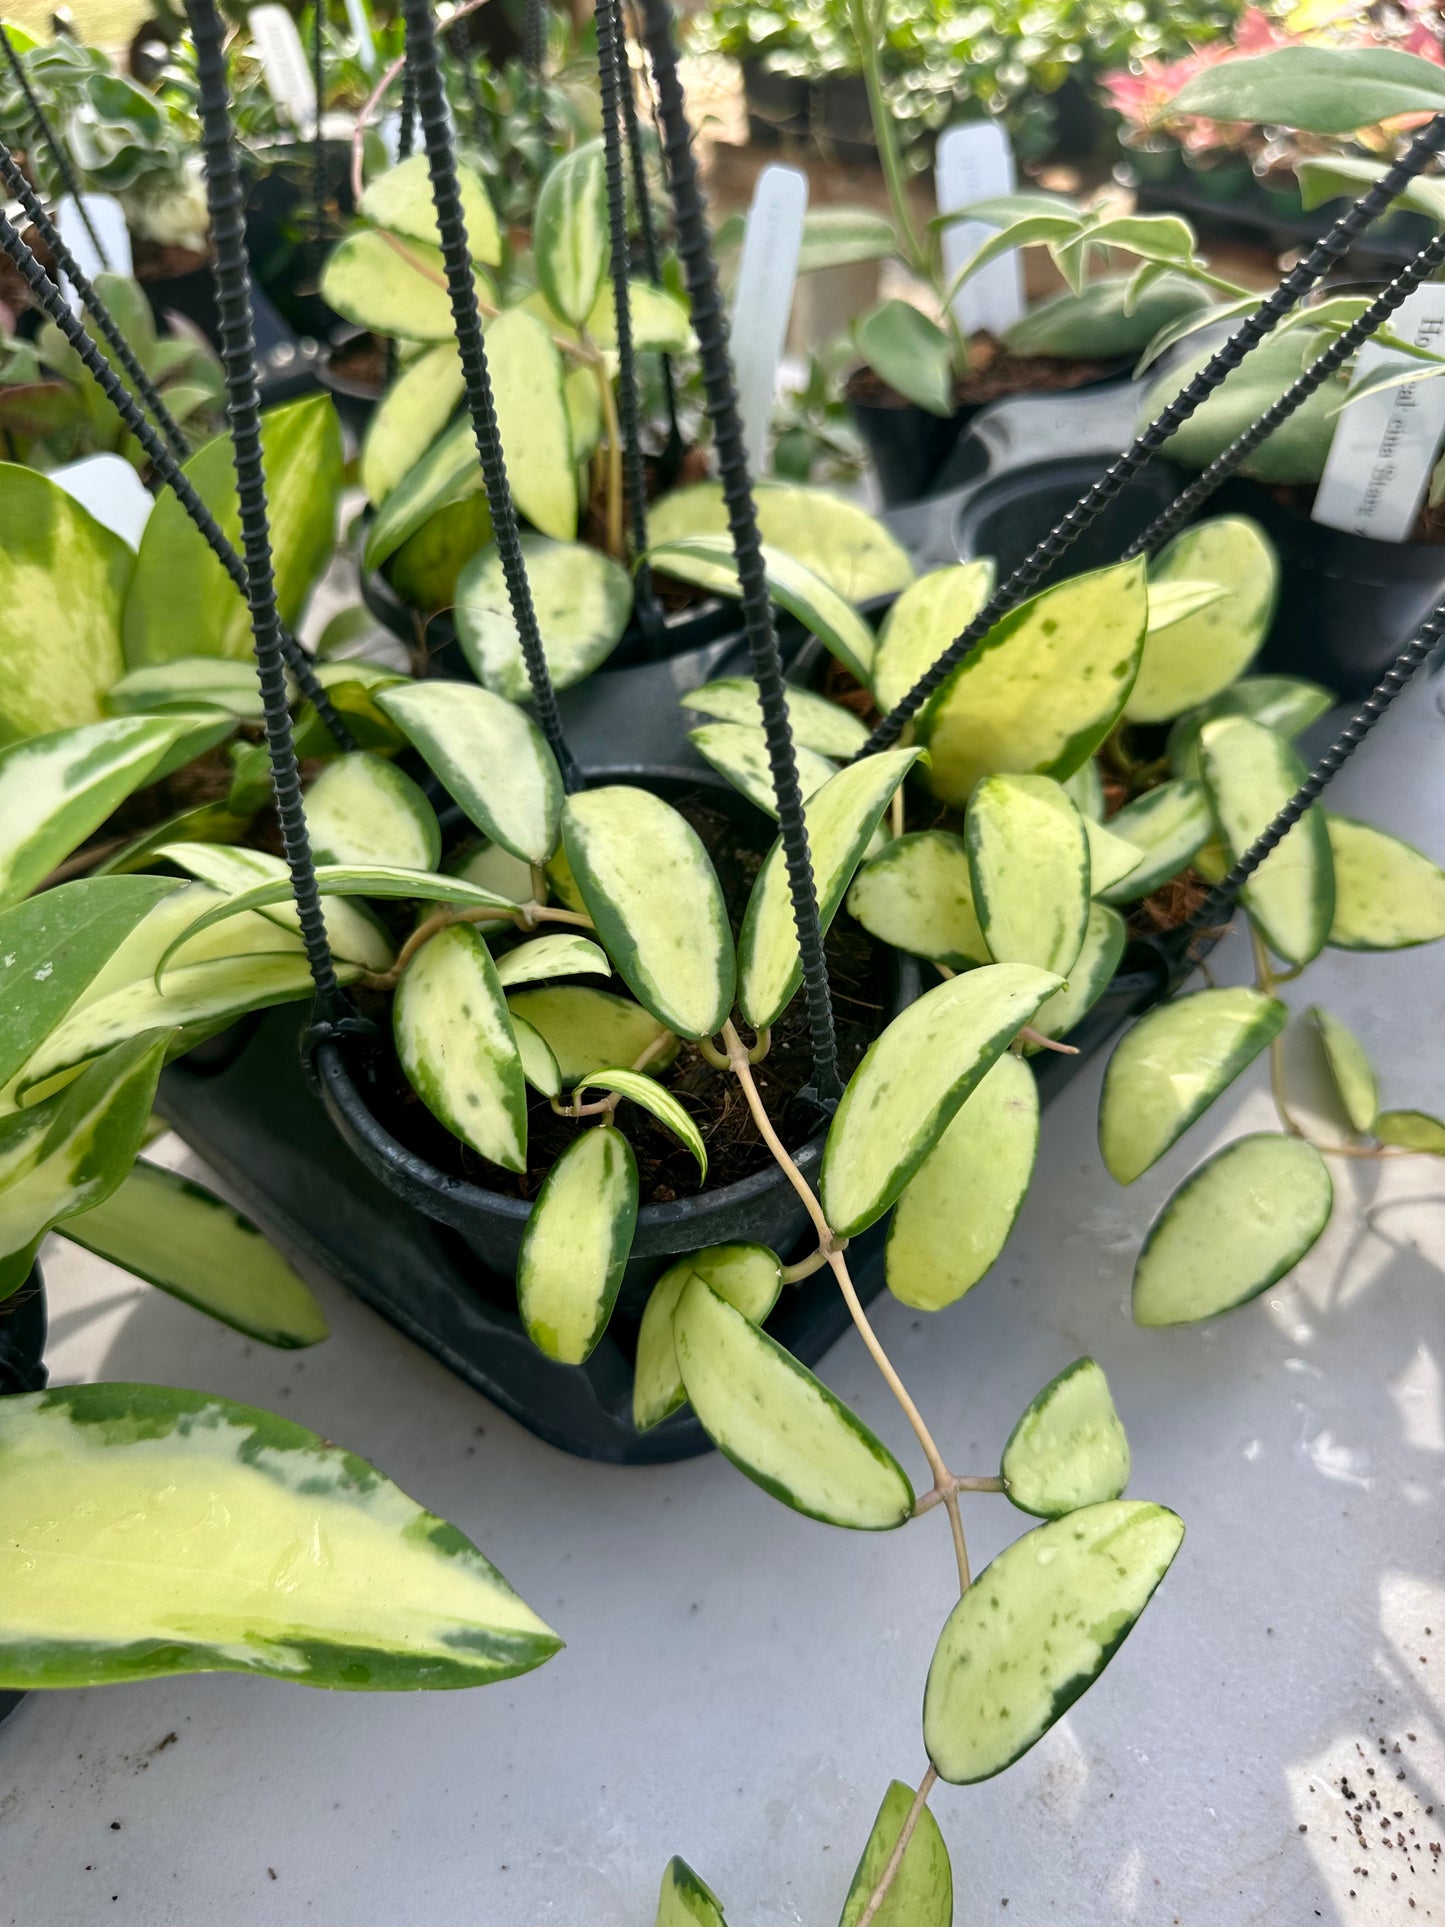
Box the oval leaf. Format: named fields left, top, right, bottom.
left=688, top=723, right=837, bottom=819
left=1374, top=1108, right=1445, bottom=1154
left=1001, top=1358, right=1130, bottom=1519
left=154, top=842, right=395, bottom=973
left=456, top=536, right=632, bottom=701
left=846, top=829, right=989, bottom=969
left=679, top=677, right=868, bottom=759
left=478, top=307, right=577, bottom=541
left=1167, top=676, right=1335, bottom=781
left=395, top=925, right=527, bottom=1171
left=672, top=1276, right=914, bottom=1529
left=1325, top=814, right=1445, bottom=950
left=633, top=1243, right=782, bottom=1433
left=839, top=1780, right=953, bottom=1927
left=648, top=480, right=913, bottom=603
left=872, top=561, right=995, bottom=717
left=517, top=1123, right=638, bottom=1362
left=1133, top=1133, right=1332, bottom=1325
left=1126, top=517, right=1279, bottom=723
left=510, top=1012, right=562, bottom=1096
left=574, top=1069, right=707, bottom=1179
left=359, top=151, right=502, bottom=264
left=854, top=299, right=954, bottom=416
left=493, top=932, right=610, bottom=988
left=1200, top=716, right=1334, bottom=967
left=303, top=752, right=442, bottom=871
left=1309, top=1005, right=1378, bottom=1135
left=321, top=229, right=493, bottom=342
left=507, top=984, right=677, bottom=1085
left=361, top=342, right=465, bottom=510
left=1026, top=903, right=1126, bottom=1049
left=534, top=143, right=608, bottom=328
left=966, top=774, right=1090, bottom=977
left=1098, top=782, right=1212, bottom=905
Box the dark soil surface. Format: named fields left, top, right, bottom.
left=846, top=333, right=1125, bottom=413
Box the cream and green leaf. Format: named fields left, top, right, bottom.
left=1000, top=1358, right=1130, bottom=1518
left=633, top=1243, right=782, bottom=1432
left=395, top=925, right=527, bottom=1171
left=517, top=1124, right=638, bottom=1363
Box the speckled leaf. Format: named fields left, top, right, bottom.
left=633, top=1244, right=782, bottom=1433
left=1098, top=782, right=1212, bottom=905
left=303, top=753, right=442, bottom=871
left=1126, top=517, right=1279, bottom=722
left=321, top=229, right=493, bottom=341
left=493, top=933, right=609, bottom=989
left=647, top=481, right=913, bottom=603
left=562, top=787, right=734, bottom=1041
left=923, top=1502, right=1184, bottom=1782
left=1373, top=1109, right=1445, bottom=1154
left=395, top=925, right=527, bottom=1170
left=1099, top=987, right=1287, bottom=1184
left=506, top=985, right=677, bottom=1085
left=534, top=142, right=608, bottom=327
left=649, top=535, right=876, bottom=685
left=1001, top=1358, right=1130, bottom=1518
left=688, top=723, right=836, bottom=819
left=1310, top=1005, right=1378, bottom=1135
left=378, top=680, right=562, bottom=866
left=820, top=964, right=1059, bottom=1239
left=885, top=1051, right=1038, bottom=1310
left=1167, top=676, right=1335, bottom=781
left=838, top=1780, right=953, bottom=1927
left=0, top=1381, right=560, bottom=1689
left=359, top=151, right=502, bottom=263
left=1324, top=814, right=1445, bottom=950
left=1026, top=903, right=1126, bottom=1049
left=154, top=843, right=395, bottom=973
left=846, top=829, right=989, bottom=969
left=455, top=537, right=632, bottom=701
left=1133, top=1133, right=1332, bottom=1325
left=1200, top=716, right=1333, bottom=966
left=678, top=678, right=868, bottom=759
left=473, top=307, right=576, bottom=540
left=361, top=343, right=465, bottom=509
left=517, top=1124, right=637, bottom=1363
left=673, top=1277, right=914, bottom=1529
left=871, top=560, right=996, bottom=718
left=58, top=1161, right=329, bottom=1348
left=966, top=774, right=1090, bottom=977
left=656, top=1857, right=728, bottom=1927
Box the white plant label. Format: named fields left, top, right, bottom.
left=250, top=4, right=317, bottom=131
left=1313, top=284, right=1445, bottom=543
left=731, top=163, right=808, bottom=476
left=936, top=122, right=1023, bottom=340
left=342, top=0, right=379, bottom=73
left=56, top=194, right=131, bottom=310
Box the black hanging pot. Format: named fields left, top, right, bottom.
left=0, top=1264, right=47, bottom=1731
left=242, top=137, right=357, bottom=344
left=952, top=452, right=1182, bottom=589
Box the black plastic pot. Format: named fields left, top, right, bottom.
left=0, top=1264, right=47, bottom=1732
left=952, top=453, right=1182, bottom=591
left=846, top=378, right=979, bottom=509
left=319, top=330, right=383, bottom=443
left=816, top=73, right=875, bottom=165
left=140, top=261, right=311, bottom=401
left=243, top=138, right=357, bottom=344
left=741, top=57, right=809, bottom=143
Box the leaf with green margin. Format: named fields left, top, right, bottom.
left=738, top=748, right=922, bottom=1031
left=584, top=279, right=693, bottom=353
left=534, top=142, right=608, bottom=327
left=510, top=1013, right=562, bottom=1096
left=320, top=229, right=494, bottom=341
left=871, top=560, right=995, bottom=716
left=0, top=1380, right=561, bottom=1690
left=454, top=537, right=632, bottom=701
left=1064, top=758, right=1106, bottom=821
left=492, top=933, right=609, bottom=988
left=918, top=559, right=1148, bottom=807
left=1168, top=44, right=1445, bottom=134
left=477, top=307, right=576, bottom=540
left=394, top=924, right=527, bottom=1170
left=854, top=299, right=954, bottom=415
left=1006, top=272, right=1212, bottom=360
left=517, top=1123, right=637, bottom=1362
left=687, top=723, right=837, bottom=819
left=1026, top=902, right=1126, bottom=1048
left=302, top=753, right=441, bottom=871
left=573, top=1069, right=706, bottom=1179
left=1098, top=782, right=1211, bottom=905
left=1374, top=1109, right=1445, bottom=1153
left=1145, top=332, right=1339, bottom=487
left=377, top=681, right=562, bottom=867
left=944, top=212, right=1081, bottom=304
left=0, top=717, right=186, bottom=909
left=1127, top=517, right=1280, bottom=723
left=1098, top=986, right=1288, bottom=1185
left=0, top=463, right=133, bottom=740
left=633, top=1243, right=782, bottom=1432
left=646, top=481, right=913, bottom=602
left=105, top=657, right=263, bottom=720
left=361, top=342, right=464, bottom=509
left=123, top=398, right=342, bottom=665
left=1167, top=676, right=1335, bottom=780
left=846, top=829, right=989, bottom=969
left=1001, top=1358, right=1130, bottom=1518
left=923, top=1501, right=1184, bottom=1781
left=1310, top=1005, right=1378, bottom=1135
left=679, top=677, right=868, bottom=758
left=561, top=786, right=735, bottom=1041
left=1200, top=715, right=1334, bottom=967
left=649, top=534, right=876, bottom=684
left=1297, top=151, right=1445, bottom=226
left=506, top=985, right=677, bottom=1085
left=0, top=876, right=179, bottom=1089
left=153, top=843, right=394, bottom=973
left=364, top=414, right=480, bottom=570
left=820, top=963, right=1059, bottom=1239
left=1324, top=814, right=1445, bottom=949
left=1133, top=1132, right=1333, bottom=1324
left=0, top=1031, right=169, bottom=1294
left=966, top=774, right=1091, bottom=976
left=58, top=1160, right=329, bottom=1348
left=838, top=1780, right=952, bottom=1927
left=886, top=1051, right=1037, bottom=1310
left=1084, top=815, right=1143, bottom=898
left=656, top=1857, right=728, bottom=1927
left=359, top=151, right=502, bottom=264
left=672, top=1276, right=914, bottom=1529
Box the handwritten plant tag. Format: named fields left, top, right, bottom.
left=730, top=163, right=808, bottom=476
left=1313, top=284, right=1445, bottom=543
left=936, top=122, right=1023, bottom=340
left=250, top=3, right=317, bottom=132
left=56, top=193, right=131, bottom=308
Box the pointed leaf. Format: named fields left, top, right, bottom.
left=967, top=774, right=1090, bottom=976
left=1167, top=676, right=1335, bottom=781
left=534, top=142, right=608, bottom=328
left=1026, top=903, right=1126, bottom=1048
left=647, top=481, right=913, bottom=603
left=359, top=150, right=502, bottom=264
left=649, top=535, right=876, bottom=685
left=688, top=723, right=836, bottom=818
left=1084, top=816, right=1143, bottom=899
left=923, top=1501, right=1184, bottom=1782
left=363, top=413, right=481, bottom=570
left=0, top=1381, right=560, bottom=1690
left=1133, top=1133, right=1333, bottom=1325
left=820, top=964, right=1060, bottom=1238
left=839, top=1780, right=952, bottom=1927
left=886, top=1052, right=1038, bottom=1310
left=302, top=752, right=441, bottom=871
left=673, top=1277, right=914, bottom=1529
left=1168, top=44, right=1445, bottom=135
left=854, top=299, right=955, bottom=416
left=679, top=677, right=868, bottom=759
left=1310, top=1005, right=1378, bottom=1135
left=361, top=342, right=465, bottom=509
left=872, top=561, right=996, bottom=717
left=378, top=680, right=562, bottom=867
left=918, top=560, right=1148, bottom=807
left=846, top=829, right=989, bottom=969
left=1099, top=986, right=1287, bottom=1185
left=943, top=214, right=1081, bottom=305
left=1006, top=273, right=1212, bottom=361
left=1374, top=1109, right=1445, bottom=1154
left=1098, top=782, right=1212, bottom=905
left=455, top=536, right=632, bottom=701
left=1324, top=814, right=1445, bottom=950
left=571, top=1069, right=706, bottom=1178
left=1200, top=716, right=1334, bottom=967
left=320, top=229, right=494, bottom=341
left=59, top=1161, right=329, bottom=1348
left=154, top=843, right=395, bottom=972
left=476, top=307, right=576, bottom=540
left=1064, top=759, right=1105, bottom=822
left=1001, top=1358, right=1129, bottom=1519
left=633, top=1243, right=782, bottom=1432
left=395, top=925, right=527, bottom=1170
left=657, top=1858, right=727, bottom=1927
left=506, top=985, right=677, bottom=1085
left=1127, top=518, right=1279, bottom=723
left=518, top=1123, right=638, bottom=1362
left=739, top=748, right=922, bottom=1032
left=510, top=1012, right=562, bottom=1096
left=561, top=786, right=734, bottom=1041
left=493, top=933, right=610, bottom=988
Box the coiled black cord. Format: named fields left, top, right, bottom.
left=638, top=0, right=841, bottom=1102
left=615, top=0, right=682, bottom=465
left=0, top=23, right=109, bottom=270
left=400, top=0, right=580, bottom=792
